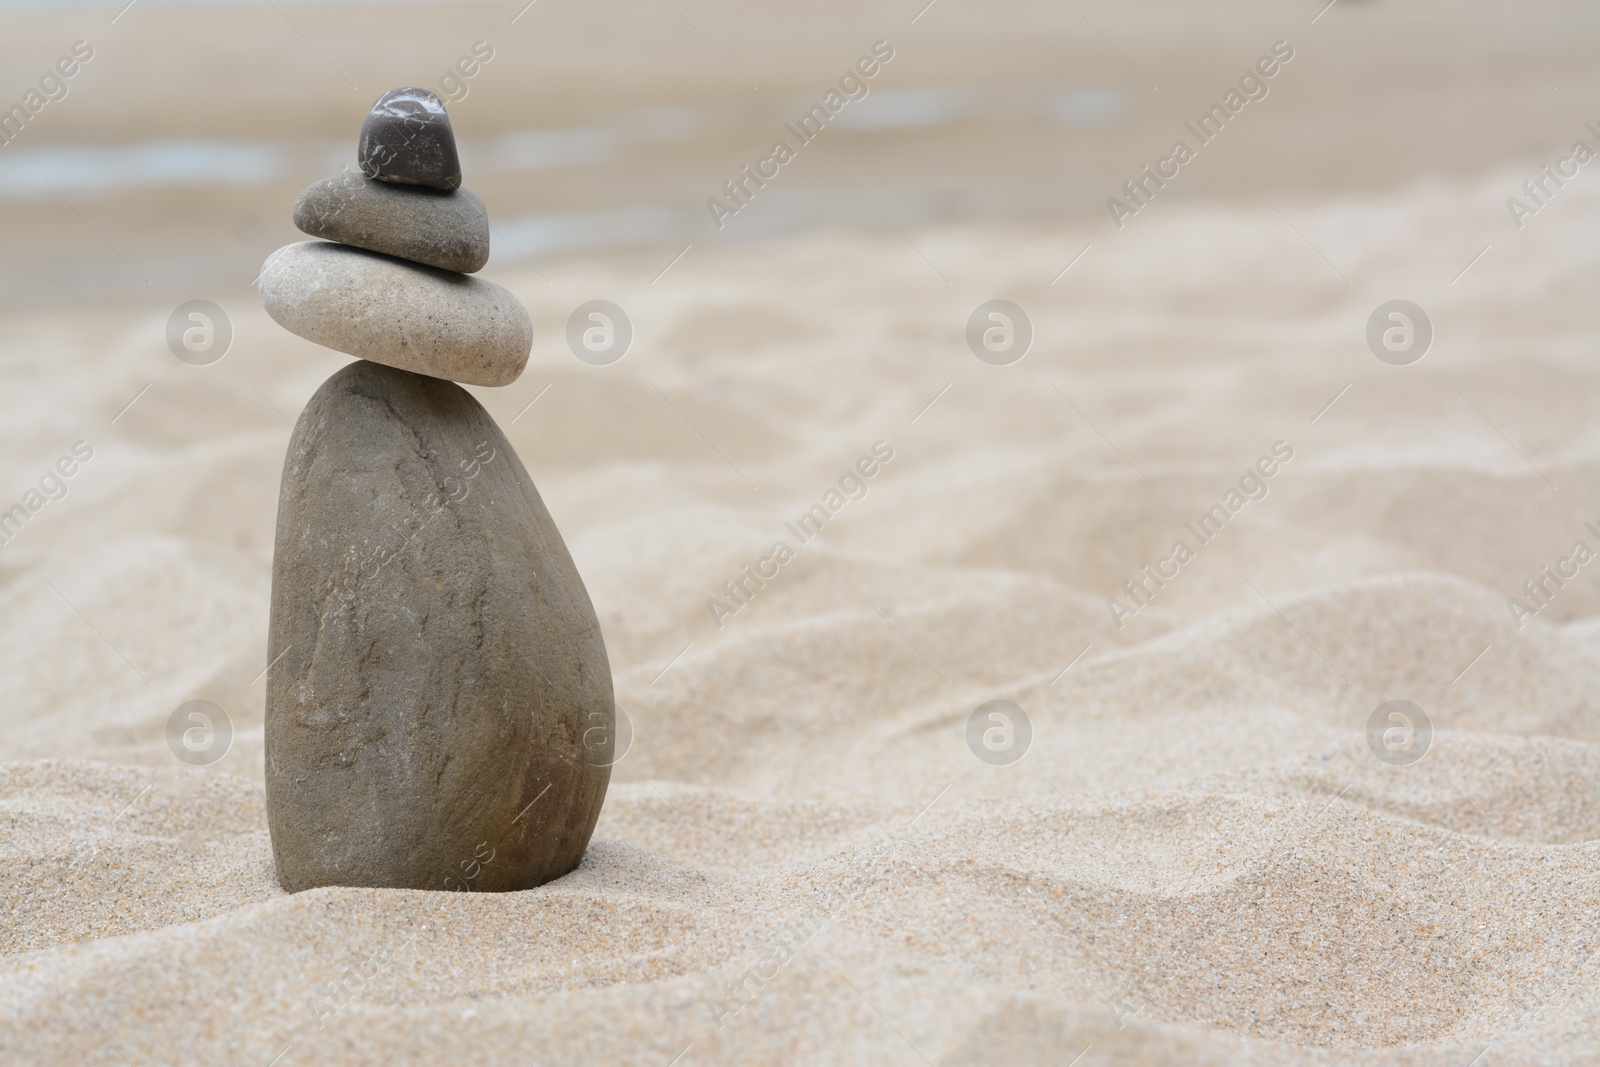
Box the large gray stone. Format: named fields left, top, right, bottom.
left=294, top=171, right=490, bottom=274
left=260, top=241, right=530, bottom=388
left=265, top=360, right=613, bottom=893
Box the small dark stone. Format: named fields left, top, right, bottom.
left=358, top=87, right=462, bottom=192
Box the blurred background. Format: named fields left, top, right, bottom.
left=3, top=0, right=1597, bottom=307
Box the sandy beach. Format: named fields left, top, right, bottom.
left=4, top=1, right=1600, bottom=1064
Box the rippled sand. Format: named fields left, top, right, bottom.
left=3, top=159, right=1599, bottom=1064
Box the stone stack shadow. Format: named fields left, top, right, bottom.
left=259, top=88, right=613, bottom=894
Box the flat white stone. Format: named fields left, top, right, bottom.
left=260, top=241, right=530, bottom=388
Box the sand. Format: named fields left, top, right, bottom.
left=2, top=162, right=1600, bottom=1065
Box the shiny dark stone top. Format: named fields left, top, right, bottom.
left=357, top=87, right=462, bottom=192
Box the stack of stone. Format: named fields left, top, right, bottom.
left=263, top=87, right=527, bottom=387
left=259, top=88, right=614, bottom=895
